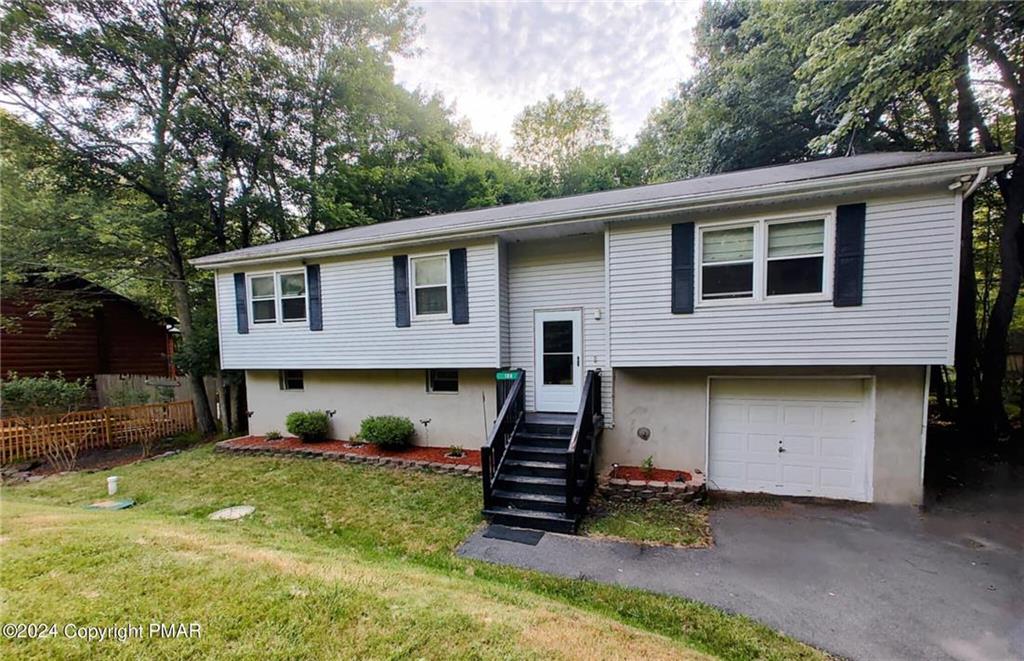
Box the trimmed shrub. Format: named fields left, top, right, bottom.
left=285, top=410, right=330, bottom=442
left=265, top=430, right=283, bottom=441
left=360, top=415, right=414, bottom=449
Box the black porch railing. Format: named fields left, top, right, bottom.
left=481, top=369, right=524, bottom=510
left=565, top=370, right=603, bottom=518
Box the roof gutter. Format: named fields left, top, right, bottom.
left=192, top=153, right=1014, bottom=269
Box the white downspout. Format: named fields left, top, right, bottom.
left=963, top=166, right=989, bottom=198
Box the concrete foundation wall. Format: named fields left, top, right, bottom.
left=604, top=366, right=927, bottom=505
left=245, top=369, right=497, bottom=447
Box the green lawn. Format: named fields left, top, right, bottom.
left=1, top=444, right=822, bottom=660
left=581, top=499, right=712, bottom=547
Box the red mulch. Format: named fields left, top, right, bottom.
left=611, top=465, right=692, bottom=483
left=222, top=436, right=481, bottom=466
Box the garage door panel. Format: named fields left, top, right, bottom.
left=782, top=405, right=817, bottom=426
left=748, top=404, right=779, bottom=424
left=709, top=378, right=871, bottom=502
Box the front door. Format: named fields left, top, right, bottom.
left=534, top=310, right=583, bottom=412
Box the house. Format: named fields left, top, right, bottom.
left=1, top=274, right=175, bottom=386
left=193, top=151, right=1013, bottom=530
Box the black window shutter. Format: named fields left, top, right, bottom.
left=233, top=272, right=249, bottom=334
left=393, top=255, right=410, bottom=327
left=306, top=264, right=323, bottom=331
left=450, top=248, right=469, bottom=324
left=834, top=203, right=866, bottom=307
left=671, top=222, right=695, bottom=314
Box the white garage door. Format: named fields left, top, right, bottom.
left=708, top=378, right=872, bottom=502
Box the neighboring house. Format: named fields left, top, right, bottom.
left=193, top=151, right=1013, bottom=521
left=1, top=274, right=175, bottom=384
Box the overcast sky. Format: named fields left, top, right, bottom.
left=392, top=1, right=700, bottom=153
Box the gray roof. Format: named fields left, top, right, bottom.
left=193, top=151, right=1002, bottom=266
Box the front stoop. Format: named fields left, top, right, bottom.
left=214, top=439, right=482, bottom=479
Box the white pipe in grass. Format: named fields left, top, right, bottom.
left=107, top=476, right=119, bottom=495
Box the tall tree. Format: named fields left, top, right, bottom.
left=794, top=0, right=1024, bottom=437
left=512, top=88, right=614, bottom=173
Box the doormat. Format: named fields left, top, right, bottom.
left=483, top=524, right=544, bottom=546
left=85, top=499, right=136, bottom=511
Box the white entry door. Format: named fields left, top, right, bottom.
left=708, top=378, right=873, bottom=502
left=534, top=310, right=583, bottom=412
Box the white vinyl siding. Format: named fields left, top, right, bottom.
left=608, top=192, right=959, bottom=366
left=507, top=234, right=613, bottom=424
left=217, top=241, right=498, bottom=369
left=497, top=239, right=511, bottom=366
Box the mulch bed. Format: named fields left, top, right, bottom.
left=2, top=436, right=204, bottom=481
left=218, top=436, right=481, bottom=468
left=611, top=465, right=692, bottom=483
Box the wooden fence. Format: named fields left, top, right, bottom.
left=0, top=400, right=196, bottom=464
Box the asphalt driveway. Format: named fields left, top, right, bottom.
left=459, top=493, right=1022, bottom=660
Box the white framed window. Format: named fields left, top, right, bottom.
left=426, top=369, right=459, bottom=393
left=247, top=270, right=307, bottom=326
left=250, top=275, right=277, bottom=323
left=278, top=272, right=307, bottom=322
left=410, top=253, right=449, bottom=318
left=766, top=218, right=826, bottom=298
left=696, top=211, right=833, bottom=306
left=279, top=370, right=304, bottom=391
left=699, top=223, right=756, bottom=301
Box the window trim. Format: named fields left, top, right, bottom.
left=426, top=369, right=459, bottom=394
left=249, top=274, right=278, bottom=324
left=246, top=269, right=308, bottom=327
left=409, top=252, right=452, bottom=321
left=695, top=210, right=834, bottom=307
left=278, top=369, right=304, bottom=391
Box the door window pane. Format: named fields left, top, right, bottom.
left=415, top=286, right=448, bottom=315
left=279, top=272, right=305, bottom=296
left=543, top=354, right=573, bottom=385
left=543, top=320, right=573, bottom=353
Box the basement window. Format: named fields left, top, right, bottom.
left=427, top=369, right=459, bottom=393
left=279, top=370, right=304, bottom=391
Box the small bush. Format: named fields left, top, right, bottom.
left=360, top=415, right=414, bottom=449
left=1, top=371, right=90, bottom=417
left=641, top=455, right=655, bottom=477
left=446, top=444, right=465, bottom=458
left=285, top=411, right=330, bottom=443
left=265, top=430, right=283, bottom=441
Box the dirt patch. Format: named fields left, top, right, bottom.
left=222, top=436, right=481, bottom=466
left=610, top=465, right=692, bottom=483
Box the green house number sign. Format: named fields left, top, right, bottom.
left=495, top=370, right=518, bottom=381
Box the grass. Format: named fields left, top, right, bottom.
left=581, top=499, right=712, bottom=547
left=1, top=443, right=823, bottom=660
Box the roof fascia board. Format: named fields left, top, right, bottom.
left=193, top=154, right=1014, bottom=269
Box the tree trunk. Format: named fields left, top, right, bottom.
left=163, top=221, right=218, bottom=435
left=930, top=364, right=949, bottom=418
left=955, top=194, right=978, bottom=426
left=979, top=175, right=1023, bottom=439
